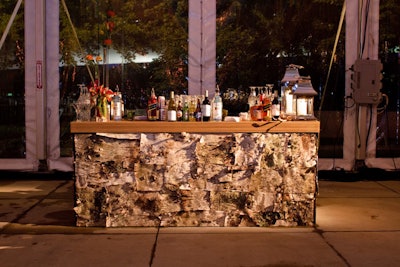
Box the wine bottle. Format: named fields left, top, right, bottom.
left=271, top=90, right=281, bottom=120
left=167, top=91, right=177, bottom=121
left=177, top=99, right=183, bottom=121
left=201, top=90, right=211, bottom=121
left=195, top=98, right=202, bottom=121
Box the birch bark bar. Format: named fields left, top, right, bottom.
left=73, top=129, right=318, bottom=227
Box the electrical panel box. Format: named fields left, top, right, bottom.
left=351, top=59, right=383, bottom=104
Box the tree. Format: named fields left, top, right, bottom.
left=216, top=0, right=344, bottom=95
left=0, top=0, right=25, bottom=69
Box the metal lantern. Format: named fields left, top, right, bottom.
left=280, top=64, right=301, bottom=118
left=293, top=77, right=317, bottom=119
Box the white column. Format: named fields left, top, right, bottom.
left=188, top=0, right=201, bottom=95
left=343, top=0, right=381, bottom=170
left=188, top=0, right=216, bottom=96
left=46, top=0, right=73, bottom=171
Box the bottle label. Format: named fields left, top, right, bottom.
left=213, top=102, right=223, bottom=121
left=148, top=102, right=157, bottom=111
left=195, top=111, right=202, bottom=121
left=113, top=102, right=122, bottom=120
left=159, top=108, right=166, bottom=121
left=177, top=110, right=183, bottom=120
left=201, top=104, right=211, bottom=117
left=148, top=102, right=158, bottom=120
left=271, top=104, right=280, bottom=117
left=168, top=110, right=177, bottom=121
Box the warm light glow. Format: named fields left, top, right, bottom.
left=0, top=181, right=44, bottom=194
left=0, top=246, right=25, bottom=250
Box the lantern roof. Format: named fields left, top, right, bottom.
left=293, top=76, right=318, bottom=96
left=281, top=64, right=302, bottom=83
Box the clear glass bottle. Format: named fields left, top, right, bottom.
left=112, top=91, right=122, bottom=121
left=182, top=98, right=189, bottom=121
left=248, top=87, right=257, bottom=109
left=188, top=96, right=196, bottom=121
left=212, top=86, right=223, bottom=121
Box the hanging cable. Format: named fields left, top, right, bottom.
left=0, top=0, right=23, bottom=52
left=318, top=1, right=346, bottom=116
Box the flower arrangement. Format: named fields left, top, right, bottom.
left=88, top=78, right=114, bottom=121
left=82, top=9, right=116, bottom=121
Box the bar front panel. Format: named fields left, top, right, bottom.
left=72, top=122, right=319, bottom=227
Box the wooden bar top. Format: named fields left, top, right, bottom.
left=71, top=120, right=320, bottom=134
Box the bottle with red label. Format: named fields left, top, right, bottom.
left=147, top=88, right=158, bottom=121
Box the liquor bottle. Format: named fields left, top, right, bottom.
left=250, top=100, right=263, bottom=121
left=212, top=86, right=223, bottom=121
left=177, top=99, right=183, bottom=121
left=147, top=88, right=158, bottom=121
left=188, top=97, right=196, bottom=121
left=271, top=90, right=281, bottom=120
left=182, top=99, right=189, bottom=121
left=158, top=96, right=166, bottom=121
left=117, top=86, right=124, bottom=119
left=247, top=87, right=257, bottom=115
left=112, top=90, right=122, bottom=121
left=195, top=98, right=202, bottom=121
left=201, top=90, right=211, bottom=121
left=167, top=91, right=177, bottom=121
left=261, top=91, right=271, bottom=121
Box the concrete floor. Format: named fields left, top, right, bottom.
left=1, top=175, right=400, bottom=267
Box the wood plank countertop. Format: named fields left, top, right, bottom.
left=71, top=120, right=320, bottom=134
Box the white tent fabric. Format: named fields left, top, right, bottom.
left=319, top=0, right=399, bottom=171
left=1, top=0, right=398, bottom=172
left=24, top=0, right=43, bottom=171
left=188, top=0, right=216, bottom=96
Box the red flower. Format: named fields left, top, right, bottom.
left=106, top=21, right=115, bottom=32
left=107, top=10, right=115, bottom=18
left=104, top=39, right=112, bottom=46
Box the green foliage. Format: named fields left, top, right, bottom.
left=216, top=0, right=345, bottom=93
left=1, top=0, right=398, bottom=110
left=0, top=0, right=25, bottom=69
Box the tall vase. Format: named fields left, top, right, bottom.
left=96, top=96, right=109, bottom=122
